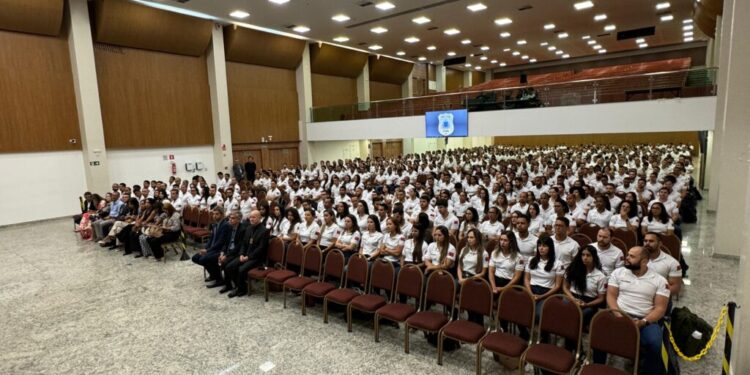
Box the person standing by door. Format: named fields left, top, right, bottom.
left=245, top=155, right=257, bottom=184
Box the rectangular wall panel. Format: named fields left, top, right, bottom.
left=493, top=132, right=700, bottom=150
left=445, top=68, right=463, bottom=91
left=227, top=62, right=299, bottom=143
left=311, top=73, right=357, bottom=108
left=94, top=45, right=213, bottom=148
left=370, top=81, right=402, bottom=101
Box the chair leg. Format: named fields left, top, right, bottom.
left=404, top=324, right=410, bottom=353
left=475, top=344, right=482, bottom=375
left=283, top=286, right=288, bottom=308
left=347, top=305, right=353, bottom=332
left=437, top=331, right=444, bottom=365
left=374, top=314, right=380, bottom=342
left=323, top=298, right=329, bottom=323
left=264, top=280, right=269, bottom=302
left=301, top=292, right=307, bottom=315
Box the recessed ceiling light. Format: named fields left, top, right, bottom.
left=503, top=48, right=511, bottom=52
left=592, top=44, right=602, bottom=49
left=544, top=23, right=556, bottom=30
left=683, top=19, right=692, bottom=24
left=604, top=24, right=616, bottom=31
left=444, top=28, right=461, bottom=35
left=495, top=17, right=513, bottom=26
left=500, top=32, right=511, bottom=38
left=599, top=49, right=607, bottom=54
left=269, top=0, right=289, bottom=4
left=558, top=32, right=569, bottom=39
left=540, top=42, right=549, bottom=46
left=656, top=2, right=670, bottom=10
left=467, top=3, right=487, bottom=12
left=635, top=38, right=645, bottom=44
left=396, top=51, right=406, bottom=56
left=582, top=35, right=591, bottom=40
left=587, top=40, right=596, bottom=45
left=512, top=51, right=520, bottom=56
left=461, top=39, right=472, bottom=44
left=480, top=56, right=488, bottom=60
left=517, top=39, right=527, bottom=45
left=500, top=62, right=507, bottom=67
left=371, top=26, right=388, bottom=34
left=368, top=44, right=383, bottom=50
left=229, top=10, right=250, bottom=19
left=331, top=14, right=350, bottom=22
left=293, top=25, right=310, bottom=33
left=562, top=54, right=570, bottom=58
left=464, top=63, right=472, bottom=67
left=375, top=1, right=395, bottom=10
left=548, top=46, right=557, bottom=51
left=480, top=46, right=490, bottom=50
left=412, top=16, right=431, bottom=24
left=418, top=56, right=427, bottom=61
left=639, top=43, right=648, bottom=48
left=530, top=58, right=537, bottom=63
left=555, top=50, right=563, bottom=55
left=475, top=66, right=483, bottom=70
left=427, top=45, right=436, bottom=50
left=574, top=1, right=594, bottom=10
left=333, top=36, right=349, bottom=43
left=521, top=55, right=529, bottom=60
left=594, top=14, right=607, bottom=21
left=404, top=36, right=420, bottom=43
left=660, top=14, right=674, bottom=22
left=684, top=31, right=694, bottom=37
left=683, top=25, right=694, bottom=31
left=447, top=51, right=456, bottom=56
left=490, top=59, right=497, bottom=63
left=684, top=37, right=694, bottom=42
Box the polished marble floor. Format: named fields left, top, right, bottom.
left=0, top=198, right=736, bottom=374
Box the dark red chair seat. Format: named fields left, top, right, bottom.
left=303, top=282, right=337, bottom=297
left=284, top=276, right=315, bottom=290
left=377, top=303, right=416, bottom=322
left=266, top=270, right=297, bottom=284
left=183, top=226, right=201, bottom=234
left=524, top=343, right=575, bottom=373
left=580, top=364, right=630, bottom=375
left=441, top=320, right=486, bottom=342
left=350, top=294, right=387, bottom=312
left=482, top=332, right=528, bottom=357
left=406, top=311, right=449, bottom=331
left=248, top=267, right=273, bottom=280
left=326, top=288, right=360, bottom=304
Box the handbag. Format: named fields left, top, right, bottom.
left=145, top=225, right=164, bottom=238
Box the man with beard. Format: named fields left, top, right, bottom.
left=605, top=246, right=669, bottom=374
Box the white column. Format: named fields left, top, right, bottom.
left=401, top=66, right=414, bottom=98
left=435, top=64, right=446, bottom=92
left=206, top=25, right=233, bottom=175
left=67, top=0, right=109, bottom=193
left=296, top=43, right=313, bottom=165
left=357, top=60, right=370, bottom=111
left=463, top=70, right=472, bottom=88
left=484, top=71, right=492, bottom=83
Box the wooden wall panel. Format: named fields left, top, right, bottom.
left=310, top=43, right=368, bottom=78
left=93, top=0, right=212, bottom=57
left=370, top=81, right=402, bottom=101
left=446, top=68, right=464, bottom=91
left=0, top=30, right=80, bottom=153
left=368, top=55, right=413, bottom=85
left=224, top=26, right=305, bottom=69
left=233, top=142, right=299, bottom=171
left=471, top=71, right=485, bottom=85
left=493, top=132, right=700, bottom=151
left=94, top=45, right=213, bottom=149
left=227, top=62, right=299, bottom=143
left=311, top=73, right=357, bottom=107
left=0, top=0, right=63, bottom=36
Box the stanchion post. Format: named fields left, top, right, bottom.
left=722, top=302, right=737, bottom=375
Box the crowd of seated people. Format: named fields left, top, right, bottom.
left=75, top=143, right=696, bottom=373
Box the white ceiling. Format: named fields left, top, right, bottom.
left=144, top=0, right=701, bottom=71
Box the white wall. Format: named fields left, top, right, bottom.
left=307, top=97, right=717, bottom=141
left=107, top=146, right=216, bottom=185
left=0, top=151, right=87, bottom=226
left=308, top=141, right=364, bottom=163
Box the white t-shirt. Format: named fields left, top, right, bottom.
left=459, top=247, right=490, bottom=276
left=360, top=231, right=384, bottom=257
left=279, top=219, right=300, bottom=242
left=319, top=223, right=341, bottom=247
left=640, top=217, right=674, bottom=234
left=586, top=209, right=613, bottom=228
left=479, top=220, right=505, bottom=239
left=529, top=217, right=545, bottom=235
left=648, top=251, right=682, bottom=280
left=402, top=239, right=428, bottom=263
left=491, top=250, right=525, bottom=280
left=609, top=215, right=639, bottom=230
left=553, top=236, right=580, bottom=267
left=569, top=268, right=608, bottom=299
left=297, top=221, right=320, bottom=244
left=526, top=258, right=564, bottom=289
left=510, top=202, right=529, bottom=215
left=381, top=233, right=406, bottom=263
left=515, top=232, right=539, bottom=260
left=434, top=213, right=460, bottom=232
left=609, top=267, right=670, bottom=318
left=591, top=243, right=625, bottom=276
left=337, top=230, right=361, bottom=252
left=425, top=242, right=457, bottom=265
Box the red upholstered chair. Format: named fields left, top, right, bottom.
left=323, top=254, right=369, bottom=324
left=571, top=233, right=592, bottom=249
left=457, top=237, right=467, bottom=254
left=485, top=239, right=498, bottom=253
left=661, top=233, right=682, bottom=262
left=478, top=286, right=536, bottom=374
left=347, top=259, right=395, bottom=332
left=438, top=277, right=493, bottom=367
left=580, top=309, right=640, bottom=375
left=580, top=223, right=601, bottom=244
left=612, top=229, right=637, bottom=251
left=521, top=294, right=583, bottom=374
left=611, top=237, right=629, bottom=257
left=301, top=249, right=345, bottom=316
left=404, top=270, right=456, bottom=353
left=283, top=245, right=323, bottom=308
left=264, top=241, right=304, bottom=302
left=449, top=234, right=458, bottom=248
left=374, top=264, right=424, bottom=342
left=246, top=236, right=285, bottom=295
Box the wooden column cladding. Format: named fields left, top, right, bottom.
left=310, top=43, right=367, bottom=107
left=368, top=55, right=412, bottom=101
left=0, top=0, right=64, bottom=36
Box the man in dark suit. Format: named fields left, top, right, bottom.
left=192, top=207, right=230, bottom=288
left=217, top=211, right=247, bottom=294
left=224, top=210, right=269, bottom=298
left=245, top=155, right=257, bottom=183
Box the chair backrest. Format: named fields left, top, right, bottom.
left=422, top=270, right=456, bottom=313
left=589, top=309, right=640, bottom=364
left=448, top=234, right=458, bottom=247
left=580, top=223, right=601, bottom=243
left=345, top=254, right=369, bottom=288
left=198, top=209, right=210, bottom=227
left=267, top=237, right=285, bottom=266
left=322, top=249, right=346, bottom=284
left=457, top=237, right=467, bottom=254
left=458, top=277, right=493, bottom=317
left=612, top=228, right=637, bottom=250
left=570, top=233, right=592, bottom=249
left=661, top=234, right=681, bottom=261
left=395, top=264, right=424, bottom=302
left=539, top=295, right=582, bottom=342
left=285, top=241, right=304, bottom=268
left=502, top=217, right=511, bottom=229
left=610, top=237, right=628, bottom=257
left=497, top=286, right=535, bottom=330
left=301, top=245, right=323, bottom=276
left=484, top=239, right=498, bottom=253
left=185, top=206, right=197, bottom=226
left=369, top=259, right=395, bottom=297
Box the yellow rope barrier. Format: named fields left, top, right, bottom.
left=665, top=306, right=728, bottom=362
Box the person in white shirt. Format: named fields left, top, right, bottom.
left=640, top=202, right=674, bottom=237
left=606, top=246, right=670, bottom=374
left=222, top=188, right=239, bottom=213
left=206, top=186, right=223, bottom=209
left=360, top=215, right=384, bottom=258
left=479, top=206, right=505, bottom=242
left=525, top=236, right=564, bottom=320
left=453, top=191, right=472, bottom=219
left=509, top=191, right=530, bottom=215
left=526, top=203, right=545, bottom=236
left=609, top=201, right=639, bottom=231
left=297, top=209, right=320, bottom=246
left=354, top=201, right=370, bottom=231
left=563, top=245, right=607, bottom=325
left=605, top=183, right=622, bottom=212
left=239, top=190, right=256, bottom=221
left=513, top=214, right=539, bottom=260
left=402, top=225, right=428, bottom=266
left=552, top=217, right=580, bottom=267
left=375, top=218, right=405, bottom=272
left=457, top=228, right=489, bottom=282
left=586, top=195, right=612, bottom=228
left=410, top=194, right=436, bottom=224
left=489, top=231, right=525, bottom=295
left=643, top=232, right=682, bottom=296
left=590, top=228, right=624, bottom=276
left=424, top=226, right=457, bottom=273
left=433, top=199, right=459, bottom=238
left=318, top=209, right=341, bottom=250
left=332, top=214, right=361, bottom=260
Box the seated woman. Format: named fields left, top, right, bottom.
left=423, top=225, right=456, bottom=274
left=359, top=215, right=384, bottom=259
left=456, top=228, right=489, bottom=282
left=563, top=245, right=607, bottom=326
left=458, top=207, right=479, bottom=241
left=98, top=197, right=139, bottom=248
left=373, top=217, right=405, bottom=274
left=278, top=208, right=301, bottom=244
left=527, top=203, right=545, bottom=236
left=318, top=209, right=340, bottom=251
left=126, top=199, right=160, bottom=256
left=332, top=214, right=361, bottom=260
left=524, top=236, right=564, bottom=319
left=489, top=231, right=524, bottom=295
left=610, top=201, right=639, bottom=231
left=479, top=206, right=504, bottom=242
left=402, top=224, right=428, bottom=268
left=297, top=208, right=320, bottom=247
left=641, top=201, right=674, bottom=237
left=144, top=202, right=181, bottom=261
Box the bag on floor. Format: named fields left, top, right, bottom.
left=79, top=213, right=93, bottom=240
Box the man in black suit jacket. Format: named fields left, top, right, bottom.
left=217, top=212, right=248, bottom=294
left=224, top=209, right=270, bottom=298
left=192, top=207, right=230, bottom=288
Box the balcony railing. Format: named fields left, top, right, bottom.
left=310, top=67, right=717, bottom=123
